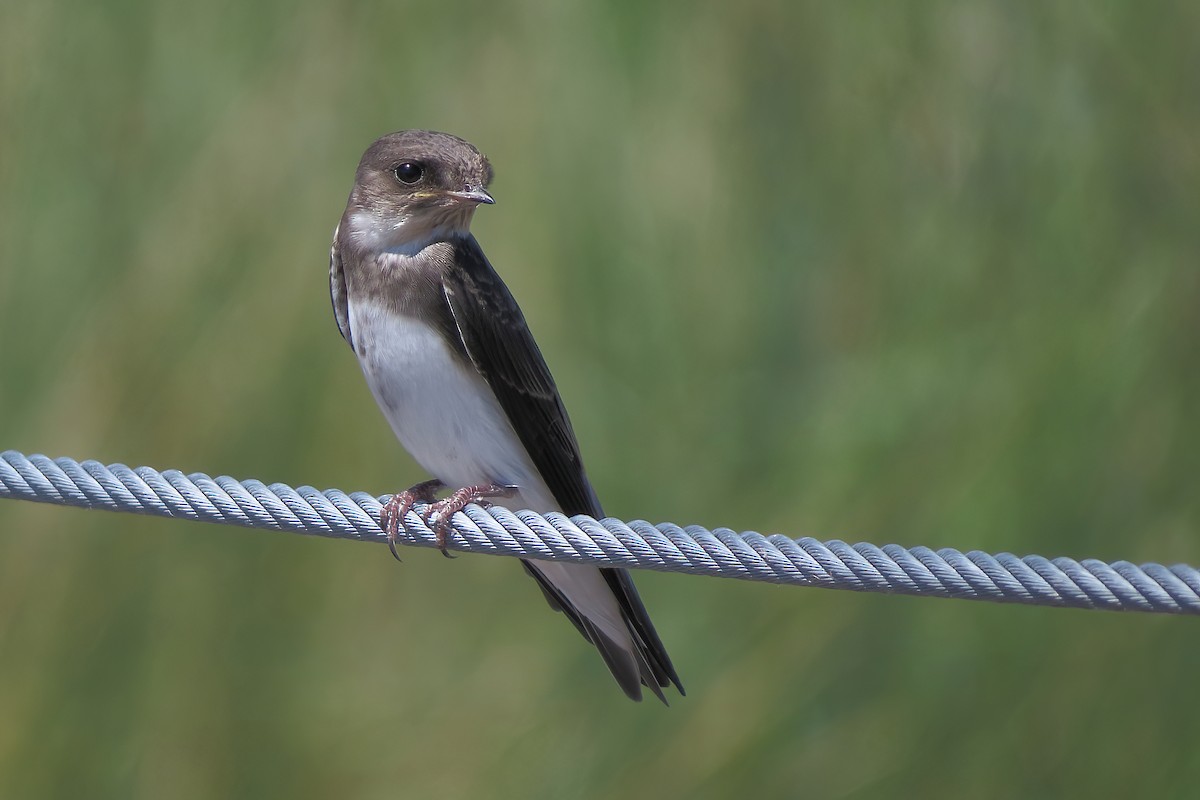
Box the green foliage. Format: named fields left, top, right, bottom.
left=1, top=1, right=1197, bottom=797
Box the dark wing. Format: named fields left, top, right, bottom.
left=440, top=236, right=600, bottom=517
left=442, top=236, right=683, bottom=700
left=329, top=231, right=353, bottom=349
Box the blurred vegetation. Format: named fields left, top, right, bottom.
left=1, top=1, right=1198, bottom=797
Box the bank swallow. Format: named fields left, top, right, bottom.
left=329, top=130, right=683, bottom=702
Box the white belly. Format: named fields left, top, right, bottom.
left=349, top=297, right=632, bottom=650
left=349, top=298, right=554, bottom=510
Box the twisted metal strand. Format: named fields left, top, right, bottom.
left=2, top=450, right=1198, bottom=615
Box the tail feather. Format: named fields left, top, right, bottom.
left=521, top=559, right=682, bottom=703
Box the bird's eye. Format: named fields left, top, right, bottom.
left=394, top=162, right=424, bottom=184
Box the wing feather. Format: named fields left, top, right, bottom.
left=442, top=236, right=682, bottom=699
left=329, top=230, right=354, bottom=348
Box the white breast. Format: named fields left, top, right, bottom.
left=349, top=296, right=633, bottom=651
left=348, top=298, right=554, bottom=508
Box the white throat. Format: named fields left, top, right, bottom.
left=347, top=208, right=473, bottom=256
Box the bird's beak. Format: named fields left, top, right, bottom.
left=447, top=186, right=495, bottom=205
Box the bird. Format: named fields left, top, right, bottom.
left=328, top=129, right=683, bottom=702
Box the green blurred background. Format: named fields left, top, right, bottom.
left=1, top=1, right=1198, bottom=797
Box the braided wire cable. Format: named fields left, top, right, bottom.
left=2, top=449, right=1198, bottom=615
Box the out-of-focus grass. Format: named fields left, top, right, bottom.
left=1, top=1, right=1198, bottom=798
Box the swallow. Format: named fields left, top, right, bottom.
left=329, top=130, right=682, bottom=702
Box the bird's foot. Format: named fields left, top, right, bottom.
left=427, top=483, right=519, bottom=558
left=380, top=479, right=445, bottom=561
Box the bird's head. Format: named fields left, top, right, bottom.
left=344, top=129, right=494, bottom=254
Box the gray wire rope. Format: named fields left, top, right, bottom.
left=2, top=450, right=1198, bottom=615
